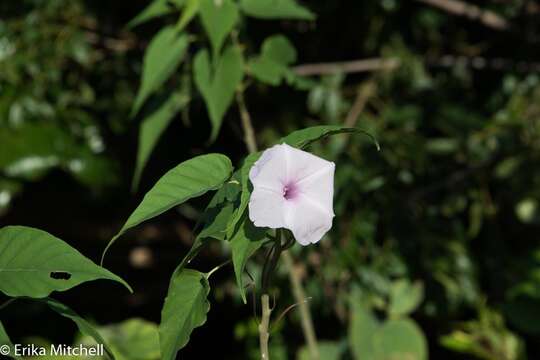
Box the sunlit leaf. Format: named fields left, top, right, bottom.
left=199, top=0, right=239, bottom=57
left=176, top=0, right=200, bottom=31
left=250, top=35, right=296, bottom=86
left=128, top=0, right=186, bottom=28
left=159, top=269, right=210, bottom=360
left=132, top=27, right=189, bottom=116
left=79, top=318, right=160, bottom=360
left=280, top=125, right=379, bottom=150
left=240, top=0, right=315, bottom=20
left=132, top=91, right=189, bottom=190
left=102, top=154, right=232, bottom=263
left=349, top=301, right=379, bottom=360
left=388, top=280, right=424, bottom=317
left=374, top=319, right=428, bottom=360
left=297, top=341, right=343, bottom=360
left=0, top=226, right=131, bottom=298
left=193, top=46, right=244, bottom=141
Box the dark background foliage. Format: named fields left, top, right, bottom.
left=1, top=0, right=540, bottom=359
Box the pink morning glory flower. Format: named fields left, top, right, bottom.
left=248, top=143, right=335, bottom=245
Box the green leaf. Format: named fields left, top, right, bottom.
left=79, top=318, right=160, bottom=360
left=128, top=0, right=186, bottom=28
left=132, top=27, right=189, bottom=116
left=231, top=214, right=267, bottom=303
left=280, top=125, right=380, bottom=150
left=159, top=269, right=210, bottom=360
left=45, top=298, right=116, bottom=360
left=199, top=0, right=239, bottom=57
left=176, top=0, right=200, bottom=31
left=349, top=301, right=379, bottom=360
left=297, top=341, right=343, bottom=360
left=240, top=0, right=315, bottom=20
left=193, top=46, right=244, bottom=141
left=0, top=226, right=131, bottom=298
left=0, top=321, right=19, bottom=359
left=226, top=152, right=260, bottom=240
left=250, top=35, right=297, bottom=86
left=374, top=319, right=428, bottom=360
left=132, top=91, right=190, bottom=190
left=102, top=154, right=232, bottom=263
left=388, top=280, right=424, bottom=317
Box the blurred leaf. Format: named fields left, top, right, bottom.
left=132, top=27, right=189, bottom=116
left=240, top=0, right=315, bottom=20
left=349, top=300, right=379, bottom=360
left=231, top=214, right=267, bottom=303
left=176, top=0, right=200, bottom=31
left=133, top=91, right=190, bottom=190
left=297, top=341, right=343, bottom=360
left=102, top=154, right=232, bottom=263
left=0, top=226, right=131, bottom=298
left=374, top=319, right=428, bottom=360
left=79, top=318, right=160, bottom=360
left=193, top=46, right=244, bottom=141
left=250, top=35, right=297, bottom=86
left=515, top=198, right=537, bottom=224
left=199, top=0, right=239, bottom=57
left=128, top=0, right=186, bottom=28
left=45, top=298, right=116, bottom=360
left=389, top=280, right=424, bottom=317
left=159, top=269, right=210, bottom=360
left=0, top=321, right=19, bottom=359
left=425, top=138, right=459, bottom=155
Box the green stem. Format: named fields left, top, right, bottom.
left=259, top=294, right=272, bottom=360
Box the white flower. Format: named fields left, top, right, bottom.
left=248, top=143, right=335, bottom=245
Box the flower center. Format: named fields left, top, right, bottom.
left=283, top=182, right=299, bottom=200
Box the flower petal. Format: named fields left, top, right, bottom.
left=282, top=143, right=334, bottom=184
left=296, top=162, right=335, bottom=215
left=249, top=144, right=288, bottom=192
left=284, top=194, right=334, bottom=245
left=248, top=187, right=286, bottom=228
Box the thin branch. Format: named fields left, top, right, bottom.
left=292, top=58, right=400, bottom=77
left=282, top=251, right=320, bottom=360
left=292, top=55, right=540, bottom=77
left=236, top=89, right=258, bottom=154
left=344, top=82, right=376, bottom=128
left=416, top=0, right=510, bottom=30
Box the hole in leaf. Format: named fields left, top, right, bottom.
left=50, top=271, right=72, bottom=280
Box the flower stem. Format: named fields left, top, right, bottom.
left=237, top=89, right=319, bottom=359
left=259, top=293, right=272, bottom=360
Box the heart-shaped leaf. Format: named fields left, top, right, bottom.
left=199, top=0, right=239, bottom=57
left=250, top=35, right=297, bottom=86
left=133, top=91, right=189, bottom=190
left=240, top=0, right=315, bottom=20
left=159, top=269, right=210, bottom=360
left=102, top=154, right=232, bottom=263
left=193, top=46, right=244, bottom=141
left=280, top=125, right=380, bottom=150
left=132, top=27, right=189, bottom=116
left=0, top=226, right=131, bottom=298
